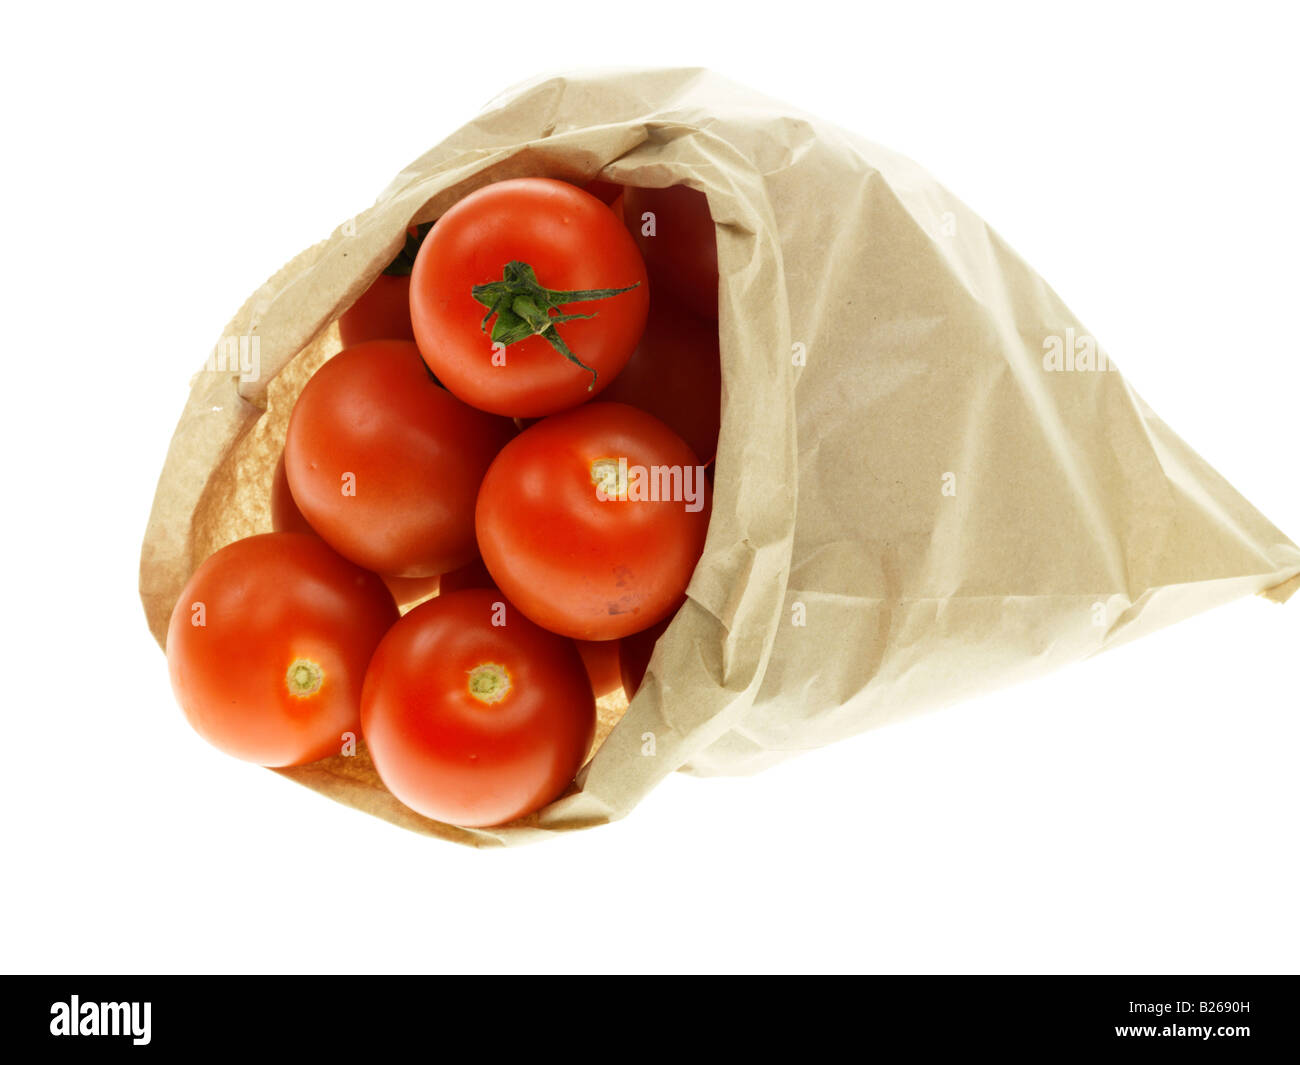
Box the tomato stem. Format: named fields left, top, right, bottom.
left=471, top=261, right=639, bottom=390
left=382, top=222, right=434, bottom=277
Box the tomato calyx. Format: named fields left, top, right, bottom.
left=382, top=222, right=434, bottom=277
left=471, top=261, right=640, bottom=389
left=466, top=662, right=512, bottom=705
left=285, top=658, right=324, bottom=698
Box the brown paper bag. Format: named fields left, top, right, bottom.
left=139, top=68, right=1300, bottom=846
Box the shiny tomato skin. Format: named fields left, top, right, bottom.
left=360, top=589, right=596, bottom=827
left=597, top=291, right=722, bottom=463
left=166, top=533, right=399, bottom=767
left=410, top=178, right=649, bottom=418
left=435, top=558, right=620, bottom=697
left=475, top=402, right=711, bottom=640
left=338, top=273, right=415, bottom=346
left=269, top=454, right=439, bottom=605
left=623, top=184, right=718, bottom=320
left=284, top=340, right=515, bottom=579
left=269, top=452, right=316, bottom=537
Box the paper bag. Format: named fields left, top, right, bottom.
left=139, top=68, right=1300, bottom=845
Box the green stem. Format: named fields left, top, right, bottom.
left=382, top=221, right=434, bottom=277
left=471, top=260, right=640, bottom=389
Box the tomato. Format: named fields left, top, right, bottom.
left=435, top=557, right=620, bottom=697
left=623, top=184, right=718, bottom=320
left=619, top=617, right=672, bottom=699
left=269, top=452, right=316, bottom=537
left=338, top=273, right=415, bottom=346
left=284, top=340, right=515, bottom=578
left=575, top=639, right=623, bottom=698
left=476, top=402, right=711, bottom=640
left=410, top=178, right=649, bottom=417
left=166, top=533, right=398, bottom=767
left=596, top=291, right=722, bottom=463
left=361, top=589, right=596, bottom=827
left=337, top=224, right=429, bottom=345
left=269, top=453, right=439, bottom=605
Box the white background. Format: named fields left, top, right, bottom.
left=2, top=1, right=1296, bottom=975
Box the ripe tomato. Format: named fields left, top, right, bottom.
left=476, top=402, right=711, bottom=640
left=619, top=617, right=672, bottom=699
left=284, top=340, right=515, bottom=578
left=337, top=224, right=429, bottom=345
left=623, top=184, right=718, bottom=320
left=575, top=639, right=623, bottom=699
left=597, top=291, right=722, bottom=463
left=269, top=452, right=316, bottom=537
left=410, top=178, right=649, bottom=417
left=338, top=273, right=415, bottom=346
left=361, top=589, right=596, bottom=827
left=269, top=453, right=439, bottom=605
left=436, top=557, right=620, bottom=697
left=166, top=533, right=398, bottom=767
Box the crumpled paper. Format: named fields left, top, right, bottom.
left=139, top=67, right=1300, bottom=845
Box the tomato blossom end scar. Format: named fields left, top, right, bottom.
left=590, top=457, right=628, bottom=501
left=285, top=658, right=324, bottom=698
left=467, top=662, right=512, bottom=705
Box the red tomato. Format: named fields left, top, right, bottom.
left=337, top=224, right=429, bottom=345
left=410, top=178, right=649, bottom=417
left=361, top=589, right=596, bottom=827
left=269, top=454, right=439, bottom=605
left=619, top=617, right=672, bottom=699
left=476, top=402, right=711, bottom=640
left=436, top=557, right=619, bottom=697
left=623, top=184, right=718, bottom=320
left=269, top=452, right=316, bottom=537
left=338, top=273, right=415, bottom=346
left=284, top=340, right=515, bottom=578
left=166, top=533, right=398, bottom=767
left=597, top=291, right=722, bottom=463
left=575, top=639, right=623, bottom=699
